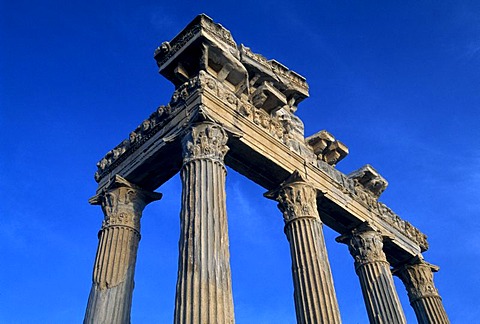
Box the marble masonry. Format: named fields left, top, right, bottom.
left=84, top=14, right=449, bottom=324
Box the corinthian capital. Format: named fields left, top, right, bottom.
left=337, top=223, right=388, bottom=268
left=265, top=170, right=319, bottom=223
left=182, top=122, right=229, bottom=162
left=89, top=175, right=162, bottom=232
left=394, top=256, right=440, bottom=302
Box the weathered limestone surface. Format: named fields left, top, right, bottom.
left=395, top=256, right=449, bottom=324
left=306, top=130, right=349, bottom=166
left=85, top=14, right=448, bottom=323
left=84, top=175, right=162, bottom=324
left=92, top=14, right=429, bottom=266
left=174, top=122, right=235, bottom=324
left=266, top=171, right=341, bottom=324
left=348, top=164, right=388, bottom=198
left=337, top=224, right=407, bottom=324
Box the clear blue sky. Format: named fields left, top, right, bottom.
left=1, top=1, right=479, bottom=323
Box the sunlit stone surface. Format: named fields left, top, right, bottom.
left=85, top=14, right=448, bottom=323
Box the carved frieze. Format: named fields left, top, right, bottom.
left=198, top=70, right=289, bottom=144
left=94, top=76, right=204, bottom=182
left=198, top=70, right=315, bottom=160
left=154, top=14, right=247, bottom=89
left=154, top=14, right=236, bottom=69
left=239, top=45, right=309, bottom=97
left=94, top=14, right=428, bottom=255
left=85, top=15, right=442, bottom=324
left=148, top=14, right=317, bottom=168
left=349, top=164, right=388, bottom=198
left=317, top=160, right=428, bottom=251
left=94, top=75, right=427, bottom=252
left=182, top=122, right=229, bottom=163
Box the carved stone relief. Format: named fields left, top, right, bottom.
left=182, top=122, right=229, bottom=162
left=340, top=226, right=389, bottom=268
left=154, top=15, right=237, bottom=70
left=349, top=164, right=388, bottom=198
left=348, top=230, right=386, bottom=265
left=395, top=257, right=440, bottom=301
left=89, top=175, right=163, bottom=232
left=239, top=45, right=309, bottom=97
left=198, top=70, right=315, bottom=160
left=86, top=14, right=444, bottom=324
left=94, top=13, right=428, bottom=255
left=94, top=76, right=204, bottom=182
left=264, top=171, right=320, bottom=226
left=317, top=160, right=428, bottom=250
left=306, top=130, right=349, bottom=166
left=275, top=183, right=317, bottom=223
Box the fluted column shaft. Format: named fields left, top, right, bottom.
left=337, top=226, right=406, bottom=324
left=266, top=171, right=341, bottom=324
left=174, top=122, right=234, bottom=324
left=84, top=175, right=162, bottom=324
left=395, top=258, right=449, bottom=324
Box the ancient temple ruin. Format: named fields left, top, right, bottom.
left=84, top=14, right=449, bottom=324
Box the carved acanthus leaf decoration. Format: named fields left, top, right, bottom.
left=265, top=170, right=319, bottom=224
left=197, top=70, right=316, bottom=160
left=337, top=225, right=389, bottom=269
left=89, top=175, right=162, bottom=232
left=94, top=75, right=204, bottom=183
left=183, top=123, right=229, bottom=162
left=395, top=257, right=440, bottom=302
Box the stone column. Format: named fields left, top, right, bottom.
left=265, top=171, right=341, bottom=324
left=336, top=224, right=406, bottom=324
left=174, top=122, right=235, bottom=324
left=84, top=175, right=162, bottom=324
left=394, top=256, right=449, bottom=324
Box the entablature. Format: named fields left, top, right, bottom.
left=93, top=14, right=428, bottom=266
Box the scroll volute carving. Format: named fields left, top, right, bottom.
left=265, top=170, right=319, bottom=223
left=183, top=123, right=229, bottom=162
left=395, top=257, right=440, bottom=301
left=89, top=175, right=162, bottom=231
left=337, top=223, right=390, bottom=268
left=349, top=230, right=386, bottom=265
left=277, top=185, right=316, bottom=222
left=99, top=187, right=143, bottom=230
